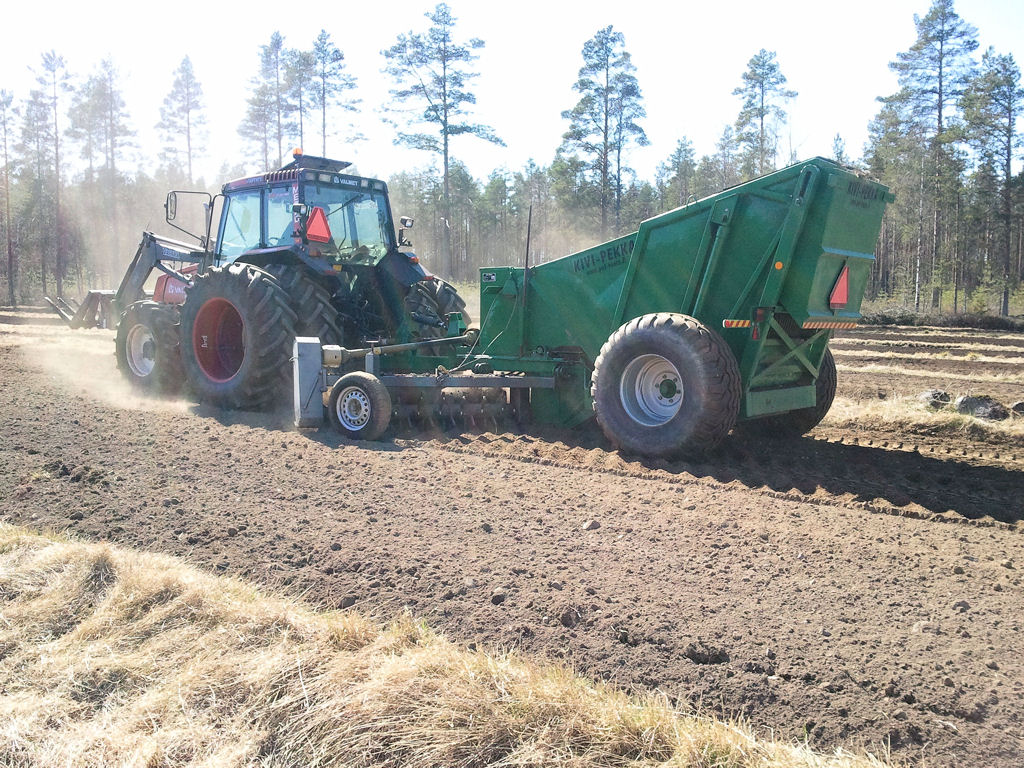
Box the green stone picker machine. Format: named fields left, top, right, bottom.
left=68, top=151, right=890, bottom=458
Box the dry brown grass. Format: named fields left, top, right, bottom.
left=831, top=337, right=1024, bottom=355
left=824, top=396, right=1024, bottom=443
left=843, top=326, right=1024, bottom=341
left=835, top=362, right=1024, bottom=385
left=0, top=525, right=896, bottom=768
left=831, top=348, right=1024, bottom=366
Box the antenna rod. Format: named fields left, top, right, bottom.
left=519, top=204, right=533, bottom=356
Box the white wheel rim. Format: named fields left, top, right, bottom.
left=125, top=323, right=156, bottom=378
left=336, top=386, right=371, bottom=430
left=619, top=354, right=683, bottom=427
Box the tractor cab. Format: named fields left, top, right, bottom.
left=210, top=151, right=424, bottom=286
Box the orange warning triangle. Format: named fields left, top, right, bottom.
left=830, top=265, right=850, bottom=309
left=306, top=206, right=332, bottom=244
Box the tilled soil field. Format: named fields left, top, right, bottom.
left=1, top=315, right=1022, bottom=767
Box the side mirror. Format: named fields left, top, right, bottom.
left=164, top=189, right=212, bottom=244
left=398, top=215, right=414, bottom=247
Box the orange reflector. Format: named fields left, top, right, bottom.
left=722, top=319, right=752, bottom=328
left=830, top=265, right=850, bottom=309
left=306, top=206, right=331, bottom=244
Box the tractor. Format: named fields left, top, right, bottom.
left=76, top=151, right=470, bottom=412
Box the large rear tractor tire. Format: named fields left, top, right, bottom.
left=405, top=278, right=473, bottom=348
left=328, top=371, right=392, bottom=440
left=266, top=264, right=344, bottom=345
left=180, top=263, right=297, bottom=410
left=114, top=301, right=185, bottom=394
left=591, top=313, right=741, bottom=458
left=748, top=348, right=837, bottom=436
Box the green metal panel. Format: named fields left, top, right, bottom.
left=744, top=384, right=816, bottom=417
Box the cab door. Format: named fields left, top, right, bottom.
left=216, top=189, right=262, bottom=265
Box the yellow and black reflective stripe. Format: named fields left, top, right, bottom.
left=802, top=321, right=859, bottom=329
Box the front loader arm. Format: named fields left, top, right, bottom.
left=113, top=231, right=208, bottom=314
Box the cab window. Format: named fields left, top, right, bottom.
left=218, top=190, right=262, bottom=261
left=265, top=186, right=295, bottom=247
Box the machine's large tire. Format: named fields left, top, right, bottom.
left=328, top=371, right=392, bottom=440
left=265, top=264, right=344, bottom=344
left=180, top=263, right=297, bottom=410
left=591, top=313, right=741, bottom=458
left=749, top=348, right=837, bottom=437
left=114, top=301, right=185, bottom=394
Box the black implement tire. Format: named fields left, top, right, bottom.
left=328, top=371, right=392, bottom=440
left=591, top=313, right=741, bottom=458
left=180, top=263, right=297, bottom=410
left=265, top=264, right=345, bottom=344
left=749, top=348, right=837, bottom=436
left=114, top=301, right=185, bottom=394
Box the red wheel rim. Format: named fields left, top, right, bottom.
left=192, top=297, right=244, bottom=382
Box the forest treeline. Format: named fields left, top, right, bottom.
left=1, top=0, right=1021, bottom=314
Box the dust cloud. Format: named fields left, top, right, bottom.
left=0, top=324, right=192, bottom=416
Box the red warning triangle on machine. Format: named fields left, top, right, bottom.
left=830, top=264, right=850, bottom=309
left=305, top=206, right=332, bottom=244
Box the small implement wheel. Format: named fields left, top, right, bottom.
left=115, top=301, right=184, bottom=394
left=592, top=313, right=741, bottom=458
left=328, top=371, right=392, bottom=440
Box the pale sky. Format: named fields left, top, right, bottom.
left=2, top=0, right=1022, bottom=186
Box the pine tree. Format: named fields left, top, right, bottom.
left=95, top=59, right=132, bottom=176
left=732, top=49, right=797, bottom=177
left=697, top=126, right=742, bottom=195
left=311, top=30, right=357, bottom=157
left=239, top=84, right=274, bottom=171
left=284, top=48, right=315, bottom=151
left=159, top=56, right=205, bottom=183
left=17, top=89, right=55, bottom=298
left=832, top=133, right=849, bottom=165
left=561, top=25, right=647, bottom=239
left=963, top=49, right=1022, bottom=315
left=68, top=59, right=133, bottom=286
left=656, top=138, right=696, bottom=210
left=889, top=0, right=978, bottom=310
left=865, top=95, right=929, bottom=303
left=259, top=32, right=290, bottom=167
left=68, top=75, right=103, bottom=178
left=35, top=51, right=70, bottom=297
left=383, top=3, right=502, bottom=279
left=1, top=89, right=16, bottom=306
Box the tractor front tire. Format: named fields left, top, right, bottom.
left=749, top=348, right=837, bottom=437
left=592, top=313, right=741, bottom=458
left=180, top=263, right=297, bottom=410
left=115, top=301, right=184, bottom=394
left=328, top=371, right=392, bottom=440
